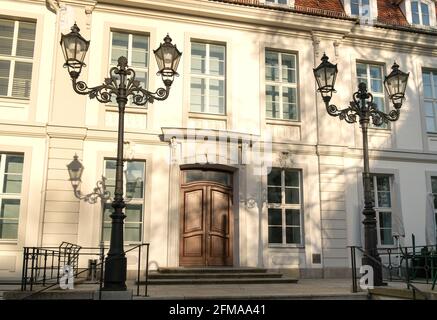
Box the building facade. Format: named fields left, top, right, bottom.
left=1, top=0, right=437, bottom=279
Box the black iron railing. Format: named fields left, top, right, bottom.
left=20, top=242, right=150, bottom=300
left=350, top=243, right=437, bottom=299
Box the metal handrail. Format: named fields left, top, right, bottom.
left=20, top=242, right=150, bottom=300
left=350, top=245, right=431, bottom=300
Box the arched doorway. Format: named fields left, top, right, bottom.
left=179, top=169, right=233, bottom=266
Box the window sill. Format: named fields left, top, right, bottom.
left=266, top=118, right=300, bottom=125
left=268, top=244, right=304, bottom=249
left=188, top=112, right=227, bottom=120
left=0, top=96, right=30, bottom=108
left=0, top=240, right=18, bottom=245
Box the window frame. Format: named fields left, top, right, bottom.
left=411, top=0, right=431, bottom=26
left=265, top=50, right=299, bottom=121
left=350, top=0, right=371, bottom=17
left=189, top=41, right=227, bottom=115
left=370, top=174, right=395, bottom=247
left=267, top=168, right=304, bottom=247
left=0, top=153, right=24, bottom=241
left=102, top=159, right=145, bottom=244
left=0, top=18, right=35, bottom=99
left=356, top=62, right=389, bottom=129
left=422, top=69, right=437, bottom=133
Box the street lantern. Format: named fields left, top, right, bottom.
left=60, top=23, right=90, bottom=78
left=384, top=62, right=410, bottom=107
left=313, top=54, right=409, bottom=287
left=153, top=34, right=182, bottom=86
left=67, top=154, right=84, bottom=189
left=313, top=53, right=338, bottom=101
left=61, top=23, right=181, bottom=291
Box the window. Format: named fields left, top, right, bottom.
left=265, top=51, right=298, bottom=120
left=370, top=175, right=394, bottom=246
left=430, top=176, right=437, bottom=240
left=109, top=31, right=149, bottom=104
left=0, top=154, right=23, bottom=240
left=411, top=1, right=430, bottom=26
left=422, top=70, right=437, bottom=132
left=351, top=0, right=371, bottom=17
left=356, top=63, right=386, bottom=128
left=267, top=168, right=302, bottom=245
left=265, top=0, right=289, bottom=4
left=0, top=19, right=35, bottom=99
left=190, top=42, right=226, bottom=115
left=102, top=159, right=145, bottom=243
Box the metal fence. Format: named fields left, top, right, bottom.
left=20, top=242, right=150, bottom=299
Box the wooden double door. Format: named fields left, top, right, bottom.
left=179, top=181, right=233, bottom=266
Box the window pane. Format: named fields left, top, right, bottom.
left=380, top=228, right=394, bottom=245
left=209, top=44, right=225, bottom=76
left=131, top=34, right=148, bottom=68
left=266, top=85, right=279, bottom=118
left=0, top=60, right=10, bottom=96
left=373, top=97, right=385, bottom=113
left=285, top=188, right=299, bottom=204
left=369, top=66, right=382, bottom=80
left=283, top=87, right=297, bottom=120
left=111, top=32, right=128, bottom=65
left=379, top=211, right=392, bottom=228
left=125, top=204, right=142, bottom=223
left=412, top=1, right=420, bottom=24
left=281, top=54, right=296, bottom=83
left=191, top=43, right=206, bottom=74
left=184, top=170, right=231, bottom=186
left=268, top=168, right=281, bottom=186
left=190, top=77, right=206, bottom=112
left=0, top=19, right=14, bottom=55
left=3, top=174, right=22, bottom=193
left=286, top=227, right=300, bottom=244
left=356, top=63, right=367, bottom=78
left=284, top=170, right=299, bottom=187
left=426, top=117, right=436, bottom=132
left=125, top=224, right=141, bottom=242
left=12, top=62, right=33, bottom=98
left=421, top=3, right=430, bottom=26
left=0, top=221, right=18, bottom=239
left=209, top=79, right=225, bottom=114
left=126, top=162, right=144, bottom=198
left=351, top=0, right=359, bottom=15
left=268, top=208, right=282, bottom=225
left=5, top=155, right=23, bottom=173
left=268, top=226, right=282, bottom=244
left=378, top=192, right=391, bottom=208
left=16, top=22, right=36, bottom=58
left=265, top=51, right=279, bottom=81
left=105, top=160, right=116, bottom=196
left=268, top=187, right=282, bottom=203
left=376, top=176, right=390, bottom=191
left=103, top=222, right=111, bottom=242
left=431, top=177, right=437, bottom=193
left=285, top=209, right=300, bottom=226
left=425, top=102, right=434, bottom=117
left=1, top=199, right=20, bottom=219
left=423, top=72, right=433, bottom=98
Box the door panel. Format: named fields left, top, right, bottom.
left=179, top=187, right=205, bottom=266
left=180, top=180, right=233, bottom=267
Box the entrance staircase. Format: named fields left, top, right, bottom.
left=145, top=267, right=298, bottom=285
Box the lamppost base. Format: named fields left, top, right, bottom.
left=103, top=255, right=127, bottom=291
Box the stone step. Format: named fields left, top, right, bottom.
left=142, top=277, right=298, bottom=285
left=148, top=272, right=283, bottom=279
left=157, top=267, right=268, bottom=274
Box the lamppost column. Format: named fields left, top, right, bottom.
left=359, top=95, right=383, bottom=286
left=103, top=84, right=127, bottom=291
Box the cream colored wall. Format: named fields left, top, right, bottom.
left=2, top=0, right=437, bottom=278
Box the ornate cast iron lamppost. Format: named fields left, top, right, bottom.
left=313, top=54, right=409, bottom=286
left=60, top=24, right=182, bottom=291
